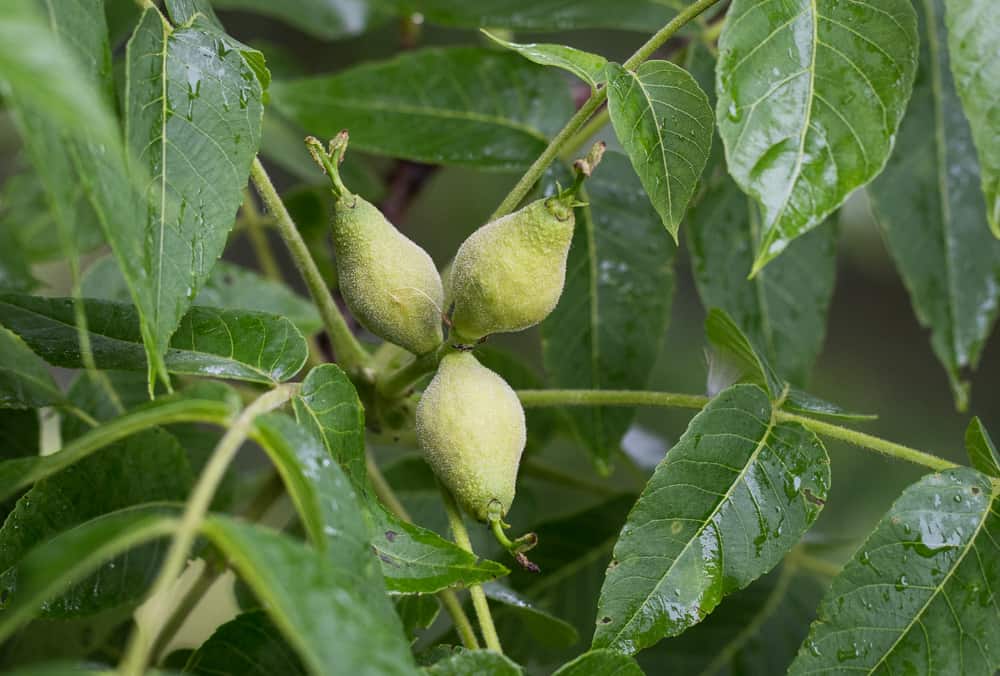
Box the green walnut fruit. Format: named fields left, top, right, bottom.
left=309, top=134, right=444, bottom=356
left=448, top=195, right=575, bottom=342
left=416, top=352, right=526, bottom=521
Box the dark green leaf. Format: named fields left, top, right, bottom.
left=484, top=582, right=579, bottom=649
left=593, top=384, right=830, bottom=654
left=0, top=295, right=308, bottom=384
left=689, top=173, right=836, bottom=386
left=185, top=610, right=306, bottom=676
left=943, top=0, right=999, bottom=236
left=124, top=7, right=267, bottom=387
left=0, top=226, right=37, bottom=294
left=421, top=649, right=521, bottom=675
left=0, top=429, right=191, bottom=617
left=639, top=563, right=826, bottom=675
left=0, top=326, right=63, bottom=409
left=395, top=595, right=440, bottom=644
left=0, top=383, right=239, bottom=503
left=202, top=516, right=417, bottom=676
left=292, top=365, right=508, bottom=592
left=481, top=31, right=607, bottom=87
left=542, top=152, right=676, bottom=472
left=60, top=371, right=157, bottom=442
left=375, top=0, right=679, bottom=32
left=788, top=468, right=999, bottom=674
left=780, top=388, right=877, bottom=422
left=0, top=505, right=179, bottom=645
left=0, top=410, right=38, bottom=460
left=272, top=47, right=573, bottom=171
left=607, top=60, right=714, bottom=240
left=82, top=257, right=322, bottom=336
left=965, top=417, right=1000, bottom=478
left=553, top=650, right=642, bottom=676
left=717, top=0, right=919, bottom=272
left=868, top=0, right=1000, bottom=411
left=164, top=0, right=222, bottom=26
left=210, top=0, right=384, bottom=40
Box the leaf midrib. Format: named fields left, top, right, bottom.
left=605, top=394, right=779, bottom=648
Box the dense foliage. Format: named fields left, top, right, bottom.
left=0, top=0, right=997, bottom=674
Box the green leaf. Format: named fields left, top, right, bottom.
left=209, top=0, right=384, bottom=40
left=201, top=516, right=418, bottom=676
left=124, top=8, right=267, bottom=388
left=395, top=595, right=441, bottom=644
left=376, top=0, right=679, bottom=32
left=788, top=468, right=999, bottom=674
left=553, top=650, right=642, bottom=676
left=83, top=257, right=323, bottom=337
left=421, top=650, right=521, bottom=675
left=593, top=384, right=830, bottom=654
left=542, top=152, right=676, bottom=472
left=481, top=31, right=607, bottom=87
left=485, top=582, right=579, bottom=649
left=0, top=168, right=103, bottom=266
left=0, top=429, right=191, bottom=617
left=0, top=384, right=239, bottom=504
left=185, top=610, right=306, bottom=676
left=0, top=0, right=118, bottom=146
left=943, top=0, right=1000, bottom=235
left=272, top=47, right=573, bottom=171
left=0, top=326, right=63, bottom=409
left=292, top=364, right=508, bottom=592
left=716, top=0, right=919, bottom=273
left=639, top=562, right=826, bottom=675
left=0, top=295, right=308, bottom=385
left=965, top=417, right=1000, bottom=479
left=0, top=505, right=180, bottom=645
left=606, top=61, right=714, bottom=240
left=868, top=0, right=1000, bottom=411
left=689, top=172, right=836, bottom=386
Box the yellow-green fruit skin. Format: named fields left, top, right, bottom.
left=449, top=197, right=574, bottom=341
left=416, top=352, right=526, bottom=521
left=332, top=195, right=444, bottom=355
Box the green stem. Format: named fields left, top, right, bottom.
left=516, top=388, right=958, bottom=472
left=250, top=158, right=372, bottom=375
left=1, top=399, right=235, bottom=503
left=790, top=551, right=843, bottom=579
left=120, top=385, right=297, bottom=676
left=439, top=483, right=502, bottom=653
left=774, top=411, right=957, bottom=472
left=560, top=106, right=610, bottom=160
left=376, top=342, right=453, bottom=398
left=367, top=456, right=480, bottom=650
left=242, top=190, right=284, bottom=283
left=517, top=388, right=709, bottom=410
left=488, top=0, right=722, bottom=220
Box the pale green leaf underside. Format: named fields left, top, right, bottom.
left=593, top=384, right=830, bottom=654
left=481, top=30, right=608, bottom=87
left=717, top=0, right=918, bottom=272
left=788, top=468, right=1000, bottom=674
left=607, top=60, right=714, bottom=240
left=868, top=0, right=1000, bottom=411
left=292, top=365, right=508, bottom=592
left=541, top=153, right=676, bottom=472
left=125, top=8, right=265, bottom=386
left=272, top=47, right=573, bottom=171
left=943, top=0, right=1000, bottom=236
left=0, top=294, right=307, bottom=384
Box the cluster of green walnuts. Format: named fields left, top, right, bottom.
left=307, top=132, right=598, bottom=543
